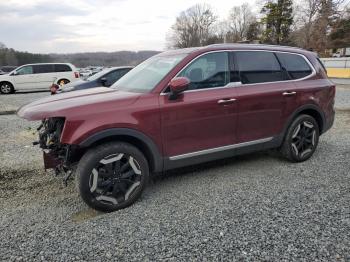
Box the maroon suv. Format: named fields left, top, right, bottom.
left=18, top=44, right=335, bottom=212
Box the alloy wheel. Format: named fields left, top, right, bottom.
left=291, top=121, right=316, bottom=158
left=89, top=153, right=142, bottom=206
left=0, top=84, right=11, bottom=94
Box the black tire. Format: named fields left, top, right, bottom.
left=280, top=114, right=319, bottom=162
left=76, top=142, right=149, bottom=212
left=0, top=82, right=14, bottom=94
left=57, top=79, right=70, bottom=86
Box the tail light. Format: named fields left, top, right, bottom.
left=74, top=72, right=79, bottom=78
left=50, top=84, right=59, bottom=95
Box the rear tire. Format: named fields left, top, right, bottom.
left=280, top=114, right=319, bottom=162
left=76, top=142, right=149, bottom=212
left=57, top=79, right=70, bottom=86
left=0, top=82, right=14, bottom=94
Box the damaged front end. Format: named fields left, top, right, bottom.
left=35, top=117, right=75, bottom=184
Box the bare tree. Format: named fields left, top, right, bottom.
left=295, top=0, right=322, bottom=48
left=168, top=4, right=217, bottom=48
left=311, top=0, right=345, bottom=53
left=227, top=3, right=256, bottom=42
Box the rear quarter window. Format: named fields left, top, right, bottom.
left=275, top=53, right=313, bottom=80
left=55, top=64, right=72, bottom=72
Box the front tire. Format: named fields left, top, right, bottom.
left=0, top=82, right=14, bottom=94
left=76, top=142, right=149, bottom=212
left=280, top=114, right=319, bottom=162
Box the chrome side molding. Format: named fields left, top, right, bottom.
left=169, top=137, right=273, bottom=160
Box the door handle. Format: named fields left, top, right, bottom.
left=217, top=98, right=236, bottom=104
left=282, top=91, right=296, bottom=96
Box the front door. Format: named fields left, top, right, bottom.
left=160, top=51, right=238, bottom=158
left=12, top=65, right=36, bottom=90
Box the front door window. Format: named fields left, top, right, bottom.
left=178, top=52, right=230, bottom=90
left=16, top=66, right=33, bottom=75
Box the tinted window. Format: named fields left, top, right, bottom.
left=233, top=51, right=284, bottom=84
left=103, top=69, right=131, bottom=86
left=317, top=57, right=327, bottom=73
left=276, top=53, right=312, bottom=79
left=33, top=64, right=54, bottom=74
left=178, top=52, right=229, bottom=90
left=55, top=64, right=72, bottom=72
left=16, top=66, right=33, bottom=75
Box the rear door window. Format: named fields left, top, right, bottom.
left=55, top=64, right=72, bottom=72
left=33, top=64, right=54, bottom=74
left=233, top=51, right=284, bottom=84
left=275, top=53, right=313, bottom=79
left=178, top=52, right=230, bottom=90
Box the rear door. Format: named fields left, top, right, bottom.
left=232, top=51, right=296, bottom=143
left=54, top=64, right=73, bottom=83
left=33, top=64, right=55, bottom=89
left=160, top=51, right=238, bottom=159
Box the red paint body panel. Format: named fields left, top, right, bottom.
left=159, top=87, right=237, bottom=156
left=17, top=44, right=335, bottom=169
left=234, top=81, right=296, bottom=143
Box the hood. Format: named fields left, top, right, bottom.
left=17, top=87, right=140, bottom=120
left=0, top=73, right=10, bottom=79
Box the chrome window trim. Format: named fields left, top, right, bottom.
left=160, top=49, right=316, bottom=95
left=169, top=137, right=273, bottom=160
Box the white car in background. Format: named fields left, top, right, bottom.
left=0, top=63, right=79, bottom=94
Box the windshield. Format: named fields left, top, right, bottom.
left=112, top=54, right=187, bottom=92
left=86, top=68, right=111, bottom=81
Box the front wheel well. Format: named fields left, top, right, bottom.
left=0, top=81, right=15, bottom=93
left=80, top=135, right=157, bottom=172
left=0, top=81, right=14, bottom=87
left=296, top=109, right=324, bottom=133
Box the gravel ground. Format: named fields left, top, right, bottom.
left=335, top=85, right=350, bottom=109
left=0, top=88, right=349, bottom=261
left=0, top=91, right=50, bottom=113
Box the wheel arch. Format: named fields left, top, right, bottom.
left=56, top=78, right=70, bottom=85
left=78, top=128, right=163, bottom=173
left=0, top=80, right=15, bottom=90
left=283, top=104, right=325, bottom=138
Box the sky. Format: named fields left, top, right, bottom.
left=0, top=0, right=248, bottom=54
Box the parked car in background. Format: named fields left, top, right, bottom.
left=18, top=44, right=335, bottom=212
left=0, top=66, right=17, bottom=75
left=79, top=69, right=93, bottom=79
left=0, top=63, right=79, bottom=94
left=53, top=66, right=133, bottom=94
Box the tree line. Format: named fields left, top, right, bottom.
left=167, top=0, right=350, bottom=56
left=0, top=42, right=159, bottom=67
left=0, top=43, right=52, bottom=67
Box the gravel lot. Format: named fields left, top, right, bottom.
left=0, top=85, right=349, bottom=261
left=0, top=91, right=50, bottom=113
left=335, top=85, right=350, bottom=110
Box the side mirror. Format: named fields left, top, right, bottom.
left=100, top=77, right=107, bottom=86
left=11, top=71, right=18, bottom=76
left=168, top=77, right=190, bottom=100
